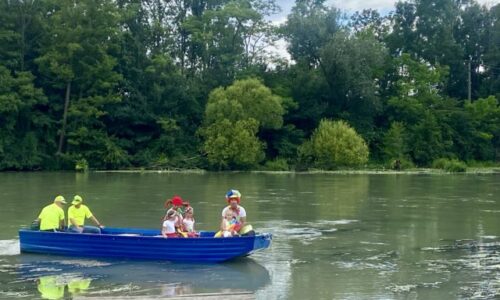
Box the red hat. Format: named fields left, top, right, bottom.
left=171, top=195, right=184, bottom=206
left=165, top=195, right=184, bottom=208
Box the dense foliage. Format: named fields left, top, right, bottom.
left=299, top=120, right=369, bottom=168
left=0, top=0, right=498, bottom=171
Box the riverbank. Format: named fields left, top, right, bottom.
left=92, top=167, right=500, bottom=174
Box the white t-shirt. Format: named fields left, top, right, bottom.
left=162, top=219, right=176, bottom=234
left=221, top=205, right=246, bottom=222
left=183, top=218, right=195, bottom=232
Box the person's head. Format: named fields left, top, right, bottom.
left=72, top=195, right=83, bottom=207
left=53, top=195, right=67, bottom=207
left=167, top=210, right=177, bottom=220
left=185, top=207, right=194, bottom=218
left=225, top=189, right=241, bottom=208
left=224, top=210, right=234, bottom=221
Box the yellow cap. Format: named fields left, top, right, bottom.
left=72, top=195, right=83, bottom=205
left=53, top=195, right=67, bottom=204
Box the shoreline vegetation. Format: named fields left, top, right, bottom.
left=91, top=166, right=500, bottom=174
left=0, top=0, right=498, bottom=172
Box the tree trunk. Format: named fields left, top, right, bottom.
left=57, top=81, right=71, bottom=155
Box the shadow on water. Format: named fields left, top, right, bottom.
left=0, top=253, right=271, bottom=299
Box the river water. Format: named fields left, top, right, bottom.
left=0, top=172, right=499, bottom=299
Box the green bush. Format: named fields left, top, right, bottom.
left=466, top=160, right=500, bottom=168
left=388, top=158, right=415, bottom=170
left=75, top=158, right=89, bottom=172
left=432, top=158, right=467, bottom=173
left=431, top=158, right=449, bottom=169
left=263, top=158, right=290, bottom=171
left=299, top=119, right=369, bottom=169
left=444, top=160, right=467, bottom=172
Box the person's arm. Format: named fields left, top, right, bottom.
left=90, top=216, right=103, bottom=228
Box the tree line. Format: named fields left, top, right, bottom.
left=0, top=0, right=498, bottom=171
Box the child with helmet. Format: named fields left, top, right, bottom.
left=221, top=189, right=246, bottom=231
left=214, top=189, right=251, bottom=237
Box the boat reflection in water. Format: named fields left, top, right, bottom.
left=17, top=254, right=271, bottom=299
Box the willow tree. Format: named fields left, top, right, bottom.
left=200, top=78, right=284, bottom=169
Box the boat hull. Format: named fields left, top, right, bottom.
left=19, top=228, right=272, bottom=263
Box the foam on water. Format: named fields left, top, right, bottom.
left=0, top=291, right=31, bottom=298
left=310, top=219, right=359, bottom=226
left=86, top=283, right=141, bottom=295
left=387, top=282, right=442, bottom=294
left=58, top=259, right=112, bottom=268
left=0, top=239, right=20, bottom=256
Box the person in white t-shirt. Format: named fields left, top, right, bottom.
left=220, top=189, right=246, bottom=233
left=162, top=210, right=179, bottom=238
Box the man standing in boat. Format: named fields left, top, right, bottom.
left=68, top=195, right=104, bottom=234
left=221, top=189, right=246, bottom=233
left=36, top=195, right=67, bottom=231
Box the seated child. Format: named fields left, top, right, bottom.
left=220, top=210, right=240, bottom=237
left=182, top=207, right=199, bottom=237
left=162, top=210, right=180, bottom=238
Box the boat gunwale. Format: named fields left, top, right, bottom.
left=18, top=228, right=272, bottom=242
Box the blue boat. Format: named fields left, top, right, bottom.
left=19, top=227, right=272, bottom=263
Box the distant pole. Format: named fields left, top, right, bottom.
left=468, top=56, right=472, bottom=101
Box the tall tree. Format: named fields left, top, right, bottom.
left=482, top=4, right=500, bottom=99
left=283, top=0, right=341, bottom=67
left=0, top=66, right=50, bottom=170
left=35, top=0, right=125, bottom=168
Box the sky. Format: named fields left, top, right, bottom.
left=272, top=0, right=499, bottom=21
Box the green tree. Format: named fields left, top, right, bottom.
left=200, top=78, right=284, bottom=169
left=299, top=119, right=369, bottom=169
left=382, top=121, right=408, bottom=161
left=482, top=4, right=500, bottom=99
left=0, top=66, right=50, bottom=170
left=201, top=118, right=264, bottom=169
left=35, top=0, right=125, bottom=168
left=464, top=96, right=500, bottom=160
left=386, top=0, right=463, bottom=97
left=204, top=78, right=284, bottom=129
left=181, top=0, right=278, bottom=86
left=283, top=0, right=341, bottom=67
left=319, top=31, right=387, bottom=138
left=386, top=54, right=452, bottom=165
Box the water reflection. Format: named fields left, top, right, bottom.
left=12, top=255, right=270, bottom=298
left=37, top=275, right=91, bottom=299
